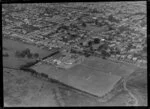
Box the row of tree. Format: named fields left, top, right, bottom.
left=21, top=67, right=49, bottom=80
left=15, top=48, right=39, bottom=59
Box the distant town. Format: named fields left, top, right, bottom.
left=2, top=2, right=147, bottom=68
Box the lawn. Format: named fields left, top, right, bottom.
left=3, top=38, right=57, bottom=68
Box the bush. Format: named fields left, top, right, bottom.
left=88, top=41, right=93, bottom=47
left=94, top=38, right=100, bottom=44
left=15, top=51, right=25, bottom=58
left=81, top=22, right=87, bottom=27
left=41, top=73, right=48, bottom=78
left=27, top=53, right=33, bottom=58
left=34, top=53, right=39, bottom=58
left=3, top=52, right=9, bottom=57
left=101, top=49, right=110, bottom=58
left=23, top=48, right=31, bottom=56
left=15, top=48, right=38, bottom=59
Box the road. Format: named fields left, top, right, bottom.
left=123, top=79, right=138, bottom=106
left=108, top=57, right=147, bottom=69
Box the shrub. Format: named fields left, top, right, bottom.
left=15, top=51, right=25, bottom=58
left=94, top=38, right=100, bottom=44
left=3, top=52, right=9, bottom=57
left=34, top=53, right=39, bottom=58
left=27, top=53, right=33, bottom=58
left=81, top=22, right=87, bottom=27
left=23, top=48, right=31, bottom=56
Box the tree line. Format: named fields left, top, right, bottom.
left=15, top=48, right=39, bottom=59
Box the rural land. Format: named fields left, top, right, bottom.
left=3, top=2, right=147, bottom=106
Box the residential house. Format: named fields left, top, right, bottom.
left=132, top=57, right=137, bottom=61
left=127, top=55, right=133, bottom=60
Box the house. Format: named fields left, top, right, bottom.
left=137, top=60, right=143, bottom=64
left=53, top=59, right=61, bottom=65
left=110, top=55, right=115, bottom=58
left=92, top=44, right=99, bottom=50
left=132, top=57, right=137, bottom=61
left=120, top=55, right=125, bottom=60
left=142, top=60, right=147, bottom=64
left=116, top=54, right=120, bottom=58
left=127, top=55, right=132, bottom=60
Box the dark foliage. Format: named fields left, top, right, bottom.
left=3, top=52, right=9, bottom=57
left=93, top=38, right=100, bottom=44
left=15, top=48, right=39, bottom=59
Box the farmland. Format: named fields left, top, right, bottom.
left=3, top=38, right=57, bottom=68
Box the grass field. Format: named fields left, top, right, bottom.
left=82, top=56, right=138, bottom=77
left=3, top=68, right=130, bottom=106
left=31, top=56, right=138, bottom=97
left=31, top=60, right=121, bottom=97
left=4, top=68, right=59, bottom=107
left=126, top=68, right=147, bottom=106
left=3, top=38, right=57, bottom=68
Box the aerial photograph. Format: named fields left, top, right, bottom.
left=2, top=2, right=147, bottom=106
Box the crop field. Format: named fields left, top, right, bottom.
left=3, top=38, right=57, bottom=68
left=31, top=60, right=121, bottom=97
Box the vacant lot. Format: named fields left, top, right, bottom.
left=3, top=38, right=57, bottom=68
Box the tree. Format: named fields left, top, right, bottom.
left=101, top=49, right=110, bottom=59
left=84, top=52, right=91, bottom=57
left=15, top=51, right=21, bottom=57
left=108, top=15, right=119, bottom=23
left=79, top=42, right=83, bottom=46
left=15, top=51, right=25, bottom=58
left=94, top=38, right=100, bottom=44
left=143, top=46, right=147, bottom=52
left=27, top=53, right=32, bottom=59
left=88, top=41, right=93, bottom=47
left=70, top=49, right=76, bottom=53
left=3, top=52, right=9, bottom=57
left=34, top=53, right=39, bottom=58
left=81, top=22, right=87, bottom=27
left=115, top=48, right=120, bottom=54
left=41, top=73, right=48, bottom=78
left=24, top=48, right=31, bottom=56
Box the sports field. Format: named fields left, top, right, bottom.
left=31, top=56, right=138, bottom=97
left=31, top=62, right=121, bottom=97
